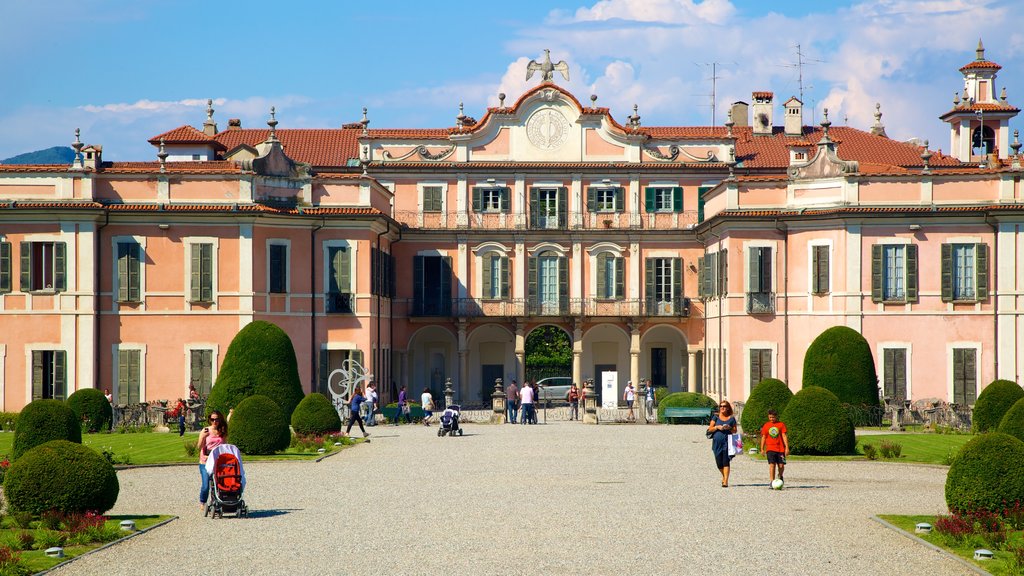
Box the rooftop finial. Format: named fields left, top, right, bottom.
left=820, top=107, right=832, bottom=140
left=921, top=139, right=932, bottom=174
left=498, top=93, right=506, bottom=108
left=870, top=103, right=887, bottom=137
left=1001, top=87, right=1007, bottom=102
left=202, top=98, right=218, bottom=136
left=526, top=49, right=570, bottom=83
left=360, top=107, right=369, bottom=136
left=628, top=104, right=641, bottom=129
left=267, top=106, right=278, bottom=139
left=724, top=109, right=734, bottom=138
left=590, top=94, right=598, bottom=107
left=70, top=128, right=84, bottom=169
left=157, top=138, right=168, bottom=173
left=456, top=102, right=466, bottom=129
left=1012, top=130, right=1021, bottom=155
left=206, top=99, right=214, bottom=123
left=976, top=37, right=985, bottom=61
left=954, top=90, right=961, bottom=106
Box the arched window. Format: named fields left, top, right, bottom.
left=972, top=125, right=996, bottom=155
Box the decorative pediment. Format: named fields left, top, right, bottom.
left=788, top=139, right=859, bottom=180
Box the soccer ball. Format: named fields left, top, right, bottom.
left=771, top=479, right=784, bottom=490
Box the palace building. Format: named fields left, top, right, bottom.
left=0, top=42, right=1021, bottom=410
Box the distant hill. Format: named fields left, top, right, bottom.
left=1, top=146, right=76, bottom=165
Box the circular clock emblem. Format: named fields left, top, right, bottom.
left=527, top=108, right=570, bottom=150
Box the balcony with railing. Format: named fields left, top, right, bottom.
left=400, top=296, right=692, bottom=319
left=746, top=291, right=776, bottom=314
left=394, top=210, right=699, bottom=231
left=326, top=292, right=354, bottom=314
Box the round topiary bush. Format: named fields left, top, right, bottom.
left=780, top=386, right=856, bottom=455
left=291, top=393, right=342, bottom=435
left=945, top=432, right=1024, bottom=514
left=997, top=396, right=1024, bottom=443
left=12, top=399, right=82, bottom=460
left=656, top=392, right=717, bottom=423
left=740, top=378, right=794, bottom=436
left=803, top=326, right=880, bottom=406
left=66, top=388, right=113, bottom=433
left=229, top=395, right=291, bottom=455
left=206, top=321, right=305, bottom=420
left=4, top=440, right=119, bottom=514
left=973, top=379, right=1024, bottom=433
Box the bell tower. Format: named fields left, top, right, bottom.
left=939, top=39, right=1019, bottom=163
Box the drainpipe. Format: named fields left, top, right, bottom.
left=985, top=212, right=1000, bottom=381
left=694, top=226, right=706, bottom=396
left=94, top=208, right=110, bottom=390
left=775, top=218, right=789, bottom=385
left=388, top=223, right=403, bottom=403
left=309, top=214, right=325, bottom=393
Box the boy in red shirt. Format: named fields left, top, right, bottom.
left=759, top=409, right=790, bottom=485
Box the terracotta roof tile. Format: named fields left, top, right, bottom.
left=0, top=164, right=69, bottom=173
left=364, top=129, right=450, bottom=139
left=148, top=126, right=226, bottom=150
left=0, top=201, right=102, bottom=209
left=214, top=129, right=360, bottom=167
left=939, top=102, right=1021, bottom=119
left=102, top=161, right=243, bottom=175
left=960, top=60, right=1002, bottom=72
left=751, top=91, right=774, bottom=99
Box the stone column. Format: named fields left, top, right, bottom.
left=572, top=322, right=583, bottom=386
left=458, top=321, right=469, bottom=403
left=583, top=378, right=598, bottom=424
left=629, top=324, right=641, bottom=390
left=444, top=377, right=454, bottom=410
left=687, top=349, right=697, bottom=393
left=514, top=322, right=526, bottom=384
left=491, top=377, right=506, bottom=424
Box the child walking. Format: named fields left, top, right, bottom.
left=759, top=409, right=789, bottom=486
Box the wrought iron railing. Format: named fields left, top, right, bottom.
left=393, top=210, right=699, bottom=231
left=326, top=292, right=354, bottom=314
left=746, top=291, right=776, bottom=314
left=400, top=297, right=693, bottom=318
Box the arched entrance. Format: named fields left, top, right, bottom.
left=581, top=323, right=630, bottom=404
left=524, top=325, right=572, bottom=383
left=467, top=324, right=515, bottom=406
left=641, top=325, right=688, bottom=393
left=405, top=325, right=457, bottom=403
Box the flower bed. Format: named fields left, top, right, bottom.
left=880, top=510, right=1024, bottom=575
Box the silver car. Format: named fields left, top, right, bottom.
left=535, top=377, right=573, bottom=403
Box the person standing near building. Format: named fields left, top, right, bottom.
left=644, top=379, right=656, bottom=423
left=708, top=401, right=737, bottom=487
left=364, top=383, right=378, bottom=426
left=568, top=383, right=580, bottom=421
left=506, top=380, right=519, bottom=424
left=421, top=388, right=434, bottom=426
left=759, top=409, right=790, bottom=486
left=520, top=380, right=535, bottom=425
left=344, top=386, right=370, bottom=438
left=394, top=385, right=411, bottom=425
left=623, top=381, right=636, bottom=422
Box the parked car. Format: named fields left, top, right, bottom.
left=535, top=377, right=573, bottom=403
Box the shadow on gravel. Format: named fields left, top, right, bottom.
left=732, top=483, right=830, bottom=490
left=245, top=508, right=300, bottom=519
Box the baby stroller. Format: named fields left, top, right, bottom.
left=204, top=444, right=248, bottom=518
left=437, top=405, right=463, bottom=437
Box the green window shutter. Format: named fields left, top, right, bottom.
left=128, top=243, right=140, bottom=301
left=672, top=257, right=682, bottom=300
left=190, top=243, right=201, bottom=301
left=54, top=350, right=67, bottom=401
left=528, top=255, right=537, bottom=302
left=965, top=349, right=977, bottom=404
left=614, top=256, right=624, bottom=300
left=413, top=256, right=424, bottom=313
left=614, top=187, right=625, bottom=213
left=871, top=245, right=883, bottom=303
left=905, top=244, right=918, bottom=303
left=557, top=187, right=568, bottom=228
left=500, top=188, right=510, bottom=213
left=500, top=256, right=509, bottom=299
left=118, top=349, right=129, bottom=404
left=697, top=256, right=706, bottom=297
left=644, top=258, right=655, bottom=304
left=975, top=243, right=989, bottom=300
left=129, top=350, right=140, bottom=403
left=54, top=242, right=66, bottom=292
left=482, top=254, right=493, bottom=299
left=750, top=350, right=761, bottom=388
left=0, top=242, right=10, bottom=293
left=335, top=247, right=352, bottom=293
left=596, top=253, right=607, bottom=298
left=190, top=350, right=203, bottom=390
left=762, top=350, right=772, bottom=381
left=440, top=256, right=452, bottom=315
left=672, top=187, right=683, bottom=213
left=894, top=348, right=907, bottom=399
left=472, top=187, right=482, bottom=212
left=557, top=255, right=568, bottom=311
left=117, top=243, right=129, bottom=302
left=719, top=249, right=728, bottom=296
left=883, top=349, right=895, bottom=397
left=697, top=186, right=711, bottom=223
left=761, top=248, right=772, bottom=293
left=952, top=349, right=965, bottom=405
left=529, top=189, right=539, bottom=228
left=270, top=244, right=286, bottom=294
left=20, top=242, right=31, bottom=292
left=813, top=246, right=829, bottom=294
left=644, top=187, right=655, bottom=212
left=32, top=351, right=44, bottom=400
left=748, top=249, right=761, bottom=293
left=705, top=256, right=715, bottom=297
left=940, top=244, right=952, bottom=302
left=319, top=348, right=329, bottom=395
left=201, top=350, right=213, bottom=396
left=201, top=244, right=213, bottom=302
left=587, top=188, right=597, bottom=212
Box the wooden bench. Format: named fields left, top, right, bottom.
left=663, top=407, right=714, bottom=424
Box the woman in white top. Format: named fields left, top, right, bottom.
left=421, top=389, right=434, bottom=426
left=623, top=381, right=636, bottom=422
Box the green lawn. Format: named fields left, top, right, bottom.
left=0, top=431, right=360, bottom=465
left=857, top=433, right=975, bottom=465
left=15, top=515, right=172, bottom=573
left=879, top=514, right=1024, bottom=575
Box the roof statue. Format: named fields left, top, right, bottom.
left=526, top=49, right=569, bottom=83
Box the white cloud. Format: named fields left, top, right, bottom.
left=556, top=0, right=736, bottom=25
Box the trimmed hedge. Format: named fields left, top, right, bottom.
left=291, top=393, right=342, bottom=435
left=656, top=392, right=717, bottom=423
left=740, top=378, right=793, bottom=436
left=12, top=399, right=82, bottom=460
left=206, top=321, right=305, bottom=420
left=802, top=326, right=880, bottom=406
left=973, top=379, right=1024, bottom=433
left=997, top=397, right=1024, bottom=443
left=780, top=387, right=855, bottom=455
left=945, top=432, right=1024, bottom=514
left=229, top=395, right=291, bottom=455
left=67, top=388, right=113, bottom=433
left=4, top=440, right=119, bottom=514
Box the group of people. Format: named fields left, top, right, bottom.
left=621, top=380, right=657, bottom=422
left=389, top=385, right=438, bottom=426
left=504, top=379, right=546, bottom=424
left=708, top=401, right=790, bottom=488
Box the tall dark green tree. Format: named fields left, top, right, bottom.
left=803, top=326, right=880, bottom=406
left=524, top=326, right=572, bottom=380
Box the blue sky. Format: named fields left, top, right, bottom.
left=1, top=0, right=1022, bottom=160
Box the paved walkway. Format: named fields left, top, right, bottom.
left=54, top=422, right=967, bottom=575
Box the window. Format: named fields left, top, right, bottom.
left=117, top=349, right=141, bottom=404
left=191, top=154, right=201, bottom=161
left=871, top=244, right=918, bottom=303
left=530, top=187, right=566, bottom=229
left=0, top=241, right=11, bottom=293
left=596, top=253, right=624, bottom=299
left=422, top=186, right=443, bottom=213
left=472, top=187, right=509, bottom=213
left=481, top=253, right=508, bottom=300
left=749, top=349, right=772, bottom=389
left=528, top=251, right=567, bottom=315
left=190, top=349, right=214, bottom=397
left=883, top=348, right=907, bottom=401
left=31, top=350, right=66, bottom=401
left=747, top=247, right=773, bottom=313
left=644, top=187, right=682, bottom=213
left=328, top=246, right=353, bottom=313
left=20, top=241, right=66, bottom=292
left=269, top=244, right=287, bottom=294
left=371, top=248, right=395, bottom=298
left=952, top=348, right=977, bottom=405
left=117, top=241, right=142, bottom=302
left=318, top=348, right=364, bottom=397
left=413, top=255, right=452, bottom=316
left=698, top=250, right=727, bottom=299
left=812, top=245, right=829, bottom=294
left=645, top=257, right=682, bottom=315
left=587, top=187, right=624, bottom=213
left=941, top=243, right=988, bottom=302
left=189, top=242, right=214, bottom=302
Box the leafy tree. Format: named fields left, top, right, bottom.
left=525, top=326, right=572, bottom=380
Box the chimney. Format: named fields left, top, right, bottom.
left=227, top=118, right=242, bottom=130
left=783, top=97, right=803, bottom=137
left=751, top=91, right=774, bottom=136
left=730, top=101, right=749, bottom=127
left=82, top=145, right=102, bottom=171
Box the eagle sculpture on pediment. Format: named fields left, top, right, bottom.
left=526, top=49, right=570, bottom=83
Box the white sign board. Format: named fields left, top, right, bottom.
left=601, top=371, right=619, bottom=409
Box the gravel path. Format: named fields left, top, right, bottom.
left=53, top=422, right=967, bottom=576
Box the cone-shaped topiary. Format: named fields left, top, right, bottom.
left=229, top=395, right=291, bottom=455
left=780, top=386, right=856, bottom=455
left=205, top=320, right=304, bottom=419
left=4, top=440, right=119, bottom=514
left=291, top=393, right=342, bottom=435
left=66, top=388, right=113, bottom=433
left=803, top=326, right=880, bottom=406
left=12, top=399, right=82, bottom=460
left=997, top=397, right=1024, bottom=443
left=973, top=379, right=1024, bottom=433
left=740, top=378, right=793, bottom=436
left=656, top=392, right=717, bottom=423
left=945, top=432, right=1024, bottom=514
